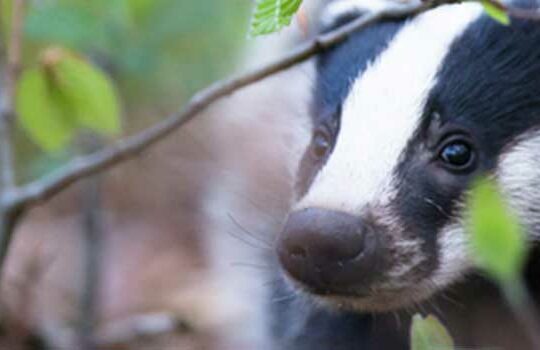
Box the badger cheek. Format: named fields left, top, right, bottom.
left=333, top=213, right=460, bottom=311
left=373, top=214, right=474, bottom=308
left=430, top=221, right=474, bottom=290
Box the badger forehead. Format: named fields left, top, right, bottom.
left=298, top=3, right=484, bottom=213
left=299, top=0, right=540, bottom=211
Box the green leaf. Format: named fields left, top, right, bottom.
left=410, top=314, right=454, bottom=350
left=250, top=0, right=303, bottom=36
left=466, top=177, right=527, bottom=283
left=16, top=67, right=77, bottom=152
left=16, top=48, right=121, bottom=153
left=481, top=0, right=510, bottom=25
left=51, top=50, right=122, bottom=135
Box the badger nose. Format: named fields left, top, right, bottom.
left=277, top=208, right=381, bottom=293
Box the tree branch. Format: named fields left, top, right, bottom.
left=0, top=0, right=24, bottom=274
left=9, top=1, right=429, bottom=213
left=78, top=172, right=104, bottom=350
left=0, top=0, right=24, bottom=192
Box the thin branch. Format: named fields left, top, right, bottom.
left=9, top=1, right=429, bottom=213
left=0, top=0, right=25, bottom=276
left=78, top=173, right=104, bottom=350
left=0, top=98, right=15, bottom=192
left=0, top=205, right=22, bottom=272
left=0, top=0, right=24, bottom=192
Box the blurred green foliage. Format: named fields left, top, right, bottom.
left=15, top=0, right=252, bottom=109
left=466, top=177, right=527, bottom=284
left=1, top=0, right=251, bottom=179
left=410, top=314, right=454, bottom=350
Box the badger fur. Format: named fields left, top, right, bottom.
left=269, top=0, right=540, bottom=349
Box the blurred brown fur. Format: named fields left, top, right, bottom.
left=1, top=56, right=312, bottom=350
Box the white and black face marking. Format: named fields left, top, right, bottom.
left=277, top=0, right=540, bottom=311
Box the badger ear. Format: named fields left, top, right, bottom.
left=319, top=0, right=406, bottom=33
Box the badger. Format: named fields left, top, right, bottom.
left=267, top=0, right=540, bottom=348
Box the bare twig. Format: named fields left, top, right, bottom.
left=0, top=98, right=15, bottom=192
left=78, top=174, right=104, bottom=350
left=0, top=0, right=24, bottom=275
left=508, top=7, right=540, bottom=20
left=0, top=208, right=20, bottom=267
left=0, top=0, right=24, bottom=192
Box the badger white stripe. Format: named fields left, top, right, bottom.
left=296, top=3, right=483, bottom=214
left=497, top=129, right=540, bottom=240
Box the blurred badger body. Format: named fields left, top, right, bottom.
left=269, top=0, right=540, bottom=348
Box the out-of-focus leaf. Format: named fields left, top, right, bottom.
left=16, top=67, right=76, bottom=152
left=16, top=48, right=121, bottom=153
left=481, top=0, right=510, bottom=25
left=51, top=49, right=122, bottom=135
left=250, top=0, right=303, bottom=36
left=466, top=177, right=526, bottom=283
left=18, top=0, right=249, bottom=108
left=410, top=314, right=454, bottom=350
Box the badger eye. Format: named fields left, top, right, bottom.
left=439, top=140, right=475, bottom=170
left=311, top=130, right=331, bottom=159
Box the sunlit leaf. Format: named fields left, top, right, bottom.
left=481, top=0, right=510, bottom=25
left=466, top=177, right=527, bottom=283
left=410, top=314, right=454, bottom=350
left=49, top=49, right=122, bottom=135
left=16, top=47, right=121, bottom=153
left=16, top=67, right=76, bottom=152
left=250, top=0, right=303, bottom=36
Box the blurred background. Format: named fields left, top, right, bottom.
left=0, top=0, right=319, bottom=349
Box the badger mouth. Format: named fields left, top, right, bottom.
left=279, top=260, right=437, bottom=312
left=284, top=272, right=440, bottom=312
left=276, top=207, right=446, bottom=312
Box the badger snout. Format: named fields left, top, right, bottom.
left=277, top=208, right=384, bottom=295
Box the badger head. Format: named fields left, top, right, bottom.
left=276, top=0, right=540, bottom=312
